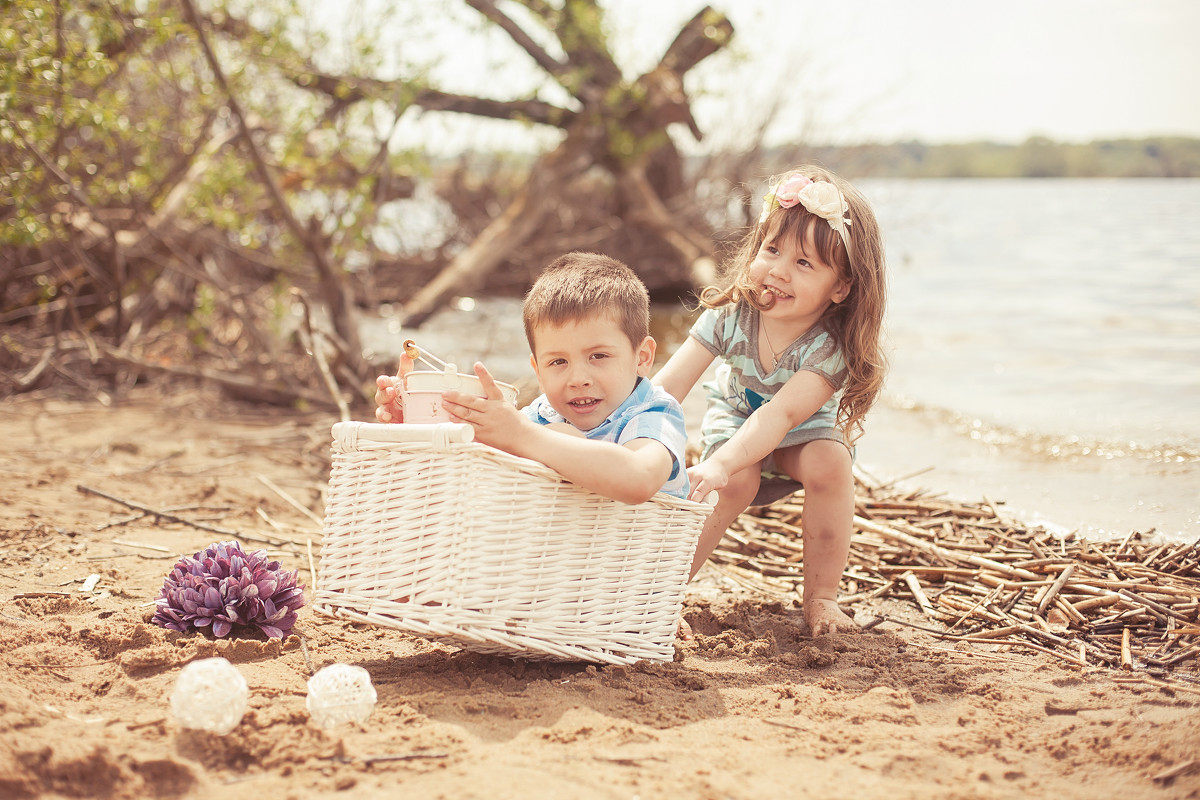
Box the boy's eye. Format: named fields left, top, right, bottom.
left=590, top=352, right=609, bottom=361
left=548, top=358, right=566, bottom=367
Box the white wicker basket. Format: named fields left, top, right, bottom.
left=315, top=421, right=712, bottom=665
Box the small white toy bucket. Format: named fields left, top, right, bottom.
left=401, top=367, right=519, bottom=423
left=397, top=340, right=519, bottom=423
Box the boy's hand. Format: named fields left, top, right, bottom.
left=374, top=353, right=413, bottom=423
left=686, top=459, right=730, bottom=503
left=442, top=362, right=527, bottom=448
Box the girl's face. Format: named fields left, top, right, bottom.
left=749, top=223, right=850, bottom=331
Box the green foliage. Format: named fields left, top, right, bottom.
left=188, top=282, right=218, bottom=346
left=0, top=0, right=424, bottom=273
left=2, top=1, right=221, bottom=244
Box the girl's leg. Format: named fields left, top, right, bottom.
left=774, top=439, right=857, bottom=635
left=688, top=465, right=760, bottom=580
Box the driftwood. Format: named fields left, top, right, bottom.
left=400, top=121, right=606, bottom=325
left=710, top=476, right=1200, bottom=686
left=5, top=2, right=742, bottom=408
left=297, top=3, right=735, bottom=326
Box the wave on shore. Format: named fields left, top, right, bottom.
left=883, top=393, right=1200, bottom=466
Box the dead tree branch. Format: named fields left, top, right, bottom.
left=180, top=0, right=366, bottom=383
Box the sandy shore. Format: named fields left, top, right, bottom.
left=1, top=390, right=1198, bottom=799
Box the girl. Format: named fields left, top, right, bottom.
left=654, top=165, right=887, bottom=637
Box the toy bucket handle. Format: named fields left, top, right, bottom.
left=401, top=339, right=453, bottom=373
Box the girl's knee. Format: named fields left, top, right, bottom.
left=795, top=440, right=852, bottom=489
left=721, top=466, right=761, bottom=505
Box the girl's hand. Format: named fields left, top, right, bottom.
left=687, top=459, right=730, bottom=503
left=374, top=353, right=414, bottom=423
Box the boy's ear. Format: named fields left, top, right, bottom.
left=529, top=353, right=539, bottom=377
left=635, top=335, right=656, bottom=377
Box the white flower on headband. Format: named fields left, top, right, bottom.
left=759, top=174, right=852, bottom=249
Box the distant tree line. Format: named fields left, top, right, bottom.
left=790, top=136, right=1200, bottom=179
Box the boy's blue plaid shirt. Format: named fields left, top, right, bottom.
left=522, top=377, right=690, bottom=500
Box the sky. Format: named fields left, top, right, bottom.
left=314, top=0, right=1200, bottom=152
left=602, top=0, right=1200, bottom=147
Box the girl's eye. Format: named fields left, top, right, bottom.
left=796, top=259, right=812, bottom=269
left=764, top=245, right=779, bottom=255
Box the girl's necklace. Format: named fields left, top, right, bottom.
left=760, top=316, right=785, bottom=369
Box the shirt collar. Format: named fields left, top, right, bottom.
left=540, top=377, right=650, bottom=431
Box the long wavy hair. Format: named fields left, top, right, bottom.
left=699, top=165, right=888, bottom=443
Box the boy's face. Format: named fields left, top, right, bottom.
left=529, top=312, right=655, bottom=432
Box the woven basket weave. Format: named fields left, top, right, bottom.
left=315, top=421, right=712, bottom=665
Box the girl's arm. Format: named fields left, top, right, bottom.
left=687, top=370, right=837, bottom=499
left=652, top=337, right=714, bottom=404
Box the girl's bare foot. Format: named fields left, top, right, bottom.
left=677, top=617, right=695, bottom=642
left=805, top=598, right=858, bottom=637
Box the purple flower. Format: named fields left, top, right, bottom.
left=152, top=541, right=305, bottom=639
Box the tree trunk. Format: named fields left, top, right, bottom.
left=401, top=123, right=604, bottom=326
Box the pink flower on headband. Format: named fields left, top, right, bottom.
left=773, top=174, right=812, bottom=209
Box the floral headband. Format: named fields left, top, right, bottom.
left=758, top=174, right=852, bottom=250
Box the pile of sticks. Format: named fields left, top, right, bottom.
left=712, top=477, right=1200, bottom=681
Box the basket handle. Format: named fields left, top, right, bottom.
left=332, top=421, right=475, bottom=450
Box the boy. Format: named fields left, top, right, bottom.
left=375, top=252, right=689, bottom=503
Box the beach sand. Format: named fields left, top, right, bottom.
left=1, top=389, right=1198, bottom=799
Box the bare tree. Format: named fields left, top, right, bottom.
left=295, top=1, right=733, bottom=324
left=1, top=1, right=738, bottom=408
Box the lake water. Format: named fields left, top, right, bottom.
left=363, top=178, right=1200, bottom=541
left=866, top=178, right=1200, bottom=460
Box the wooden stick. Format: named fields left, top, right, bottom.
left=902, top=571, right=939, bottom=619
left=1153, top=760, right=1200, bottom=783
left=855, top=516, right=1041, bottom=580
left=292, top=288, right=351, bottom=423
left=1148, top=643, right=1200, bottom=668
left=257, top=473, right=324, bottom=527
left=954, top=625, right=1026, bottom=640
left=111, top=539, right=171, bottom=553
left=947, top=586, right=1005, bottom=633
left=1035, top=563, right=1076, bottom=616
left=981, top=638, right=1088, bottom=669
left=1118, top=589, right=1194, bottom=623
left=1114, top=674, right=1200, bottom=697
left=307, top=538, right=319, bottom=589
left=720, top=477, right=1200, bottom=681
left=76, top=484, right=287, bottom=547
left=1070, top=594, right=1125, bottom=613
left=1054, top=596, right=1089, bottom=626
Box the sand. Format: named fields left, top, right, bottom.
left=1, top=388, right=1198, bottom=800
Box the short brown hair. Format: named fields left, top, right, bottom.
left=522, top=252, right=650, bottom=351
